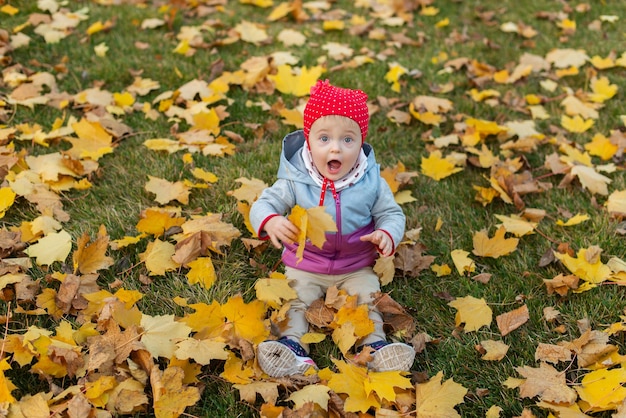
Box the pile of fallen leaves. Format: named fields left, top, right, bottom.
left=0, top=0, right=626, bottom=416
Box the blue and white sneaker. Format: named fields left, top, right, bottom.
left=365, top=340, right=415, bottom=372
left=257, top=337, right=318, bottom=377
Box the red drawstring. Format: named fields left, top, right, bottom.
left=319, top=178, right=338, bottom=206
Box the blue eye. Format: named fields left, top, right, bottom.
left=343, top=137, right=353, bottom=143
left=320, top=135, right=329, bottom=142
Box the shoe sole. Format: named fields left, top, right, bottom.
left=257, top=341, right=315, bottom=377
left=368, top=343, right=416, bottom=372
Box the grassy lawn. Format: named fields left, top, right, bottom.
left=1, top=0, right=625, bottom=416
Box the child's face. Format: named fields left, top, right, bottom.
left=308, top=115, right=362, bottom=181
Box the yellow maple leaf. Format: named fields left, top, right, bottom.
left=236, top=201, right=255, bottom=236
left=254, top=273, right=297, bottom=308
left=415, top=371, right=468, bottom=417
left=73, top=224, right=114, bottom=274
left=469, top=88, right=501, bottom=102
left=328, top=359, right=411, bottom=413
left=332, top=321, right=358, bottom=355
left=409, top=108, right=445, bottom=126
left=323, top=20, right=345, bottom=31
left=234, top=381, right=279, bottom=405
left=448, top=296, right=492, bottom=332
left=68, top=118, right=114, bottom=160
left=607, top=189, right=626, bottom=217
left=421, top=150, right=463, bottom=181
left=221, top=294, right=270, bottom=345
left=332, top=304, right=374, bottom=339
left=576, top=367, right=626, bottom=412
left=465, top=118, right=508, bottom=139
left=278, top=107, right=303, bottom=128
left=494, top=214, right=537, bottom=237
left=191, top=167, right=218, bottom=183
left=234, top=20, right=270, bottom=45
left=221, top=352, right=254, bottom=384
left=288, top=205, right=337, bottom=262
left=472, top=226, right=519, bottom=258
left=536, top=400, right=592, bottom=417
left=139, top=239, right=179, bottom=276
left=145, top=176, right=191, bottom=205
left=143, top=138, right=183, bottom=153
left=480, top=340, right=509, bottom=361
left=571, top=165, right=612, bottom=195
left=140, top=314, right=192, bottom=359
left=192, top=109, right=220, bottom=135
left=0, top=4, right=19, bottom=15
left=25, top=230, right=72, bottom=266
left=186, top=257, right=216, bottom=289
left=384, top=64, right=407, bottom=93
left=554, top=247, right=612, bottom=284
left=301, top=332, right=326, bottom=344
left=85, top=375, right=117, bottom=408
left=0, top=186, right=16, bottom=218
left=380, top=165, right=401, bottom=194
left=431, top=263, right=452, bottom=277
left=589, top=76, right=618, bottom=103
left=435, top=17, right=450, bottom=28
left=288, top=384, right=331, bottom=410
left=268, top=64, right=325, bottom=97
left=3, top=335, right=35, bottom=367
left=450, top=249, right=476, bottom=276
left=584, top=133, right=619, bottom=160
left=113, top=91, right=135, bottom=108
left=35, top=287, right=63, bottom=319
left=228, top=177, right=268, bottom=203
left=174, top=337, right=229, bottom=365
left=110, top=233, right=146, bottom=249
left=561, top=114, right=594, bottom=133
left=136, top=208, right=185, bottom=237
left=590, top=55, right=616, bottom=70
left=556, top=213, right=590, bottom=226
left=268, top=3, right=293, bottom=21
left=373, top=254, right=396, bottom=285
left=31, top=351, right=67, bottom=378
left=0, top=358, right=16, bottom=403
left=183, top=301, right=225, bottom=338
left=153, top=367, right=201, bottom=418
left=473, top=185, right=499, bottom=206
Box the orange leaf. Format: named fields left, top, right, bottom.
left=72, top=224, right=114, bottom=274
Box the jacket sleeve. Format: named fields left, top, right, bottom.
left=249, top=179, right=296, bottom=238
left=371, top=176, right=406, bottom=250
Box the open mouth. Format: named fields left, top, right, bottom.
left=327, top=160, right=342, bottom=174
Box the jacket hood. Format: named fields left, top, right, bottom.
left=277, top=130, right=374, bottom=184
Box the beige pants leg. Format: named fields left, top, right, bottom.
left=281, top=266, right=386, bottom=352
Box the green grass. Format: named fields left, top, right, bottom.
left=1, top=0, right=626, bottom=416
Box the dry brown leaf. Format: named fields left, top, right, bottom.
left=496, top=304, right=530, bottom=336
left=516, top=362, right=577, bottom=404
left=534, top=343, right=572, bottom=364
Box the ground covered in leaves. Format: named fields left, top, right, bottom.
left=1, top=0, right=626, bottom=417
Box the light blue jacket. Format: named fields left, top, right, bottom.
left=249, top=130, right=406, bottom=274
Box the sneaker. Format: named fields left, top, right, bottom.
left=365, top=340, right=415, bottom=372
left=257, top=337, right=318, bottom=377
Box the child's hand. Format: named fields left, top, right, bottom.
left=264, top=216, right=299, bottom=249
left=360, top=230, right=393, bottom=256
